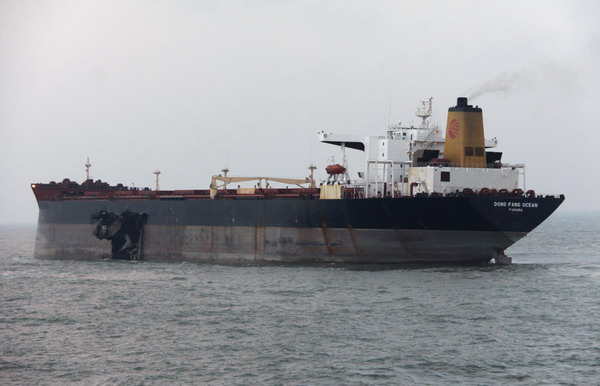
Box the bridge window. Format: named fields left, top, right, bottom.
left=441, top=172, right=450, bottom=182
left=465, top=147, right=474, bottom=156
left=475, top=147, right=484, bottom=156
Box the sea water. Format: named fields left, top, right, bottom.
left=1, top=211, right=599, bottom=385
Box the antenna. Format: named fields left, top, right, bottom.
left=85, top=157, right=92, bottom=181
left=153, top=170, right=161, bottom=191
left=309, top=133, right=313, bottom=166
left=388, top=91, right=392, bottom=126
left=226, top=130, right=231, bottom=169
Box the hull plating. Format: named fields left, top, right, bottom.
left=34, top=223, right=526, bottom=264
left=33, top=196, right=562, bottom=264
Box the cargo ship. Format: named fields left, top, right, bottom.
left=31, top=98, right=564, bottom=265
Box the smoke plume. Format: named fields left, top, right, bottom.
left=467, top=71, right=531, bottom=100
left=467, top=61, right=576, bottom=101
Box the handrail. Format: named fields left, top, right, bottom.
left=411, top=162, right=522, bottom=169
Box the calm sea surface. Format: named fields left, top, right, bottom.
left=1, top=211, right=599, bottom=385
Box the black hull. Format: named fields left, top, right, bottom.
left=34, top=195, right=564, bottom=264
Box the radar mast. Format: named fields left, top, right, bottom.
left=416, top=97, right=433, bottom=128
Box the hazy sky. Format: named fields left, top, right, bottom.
left=1, top=0, right=599, bottom=223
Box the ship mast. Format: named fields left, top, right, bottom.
left=221, top=168, right=230, bottom=189
left=154, top=170, right=161, bottom=191
left=85, top=157, right=92, bottom=181
left=308, top=164, right=317, bottom=188
left=416, top=97, right=433, bottom=129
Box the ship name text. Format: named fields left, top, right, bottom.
left=494, top=201, right=538, bottom=208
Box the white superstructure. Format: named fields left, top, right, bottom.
left=319, top=98, right=523, bottom=198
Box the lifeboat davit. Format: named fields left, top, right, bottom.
left=325, top=164, right=346, bottom=175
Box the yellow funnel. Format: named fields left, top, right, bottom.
left=443, top=97, right=486, bottom=168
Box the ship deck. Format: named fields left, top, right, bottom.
left=31, top=179, right=563, bottom=202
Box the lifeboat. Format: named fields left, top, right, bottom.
left=325, top=164, right=346, bottom=175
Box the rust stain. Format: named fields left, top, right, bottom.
left=321, top=220, right=333, bottom=256
left=346, top=223, right=361, bottom=255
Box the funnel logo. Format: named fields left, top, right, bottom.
left=448, top=119, right=459, bottom=139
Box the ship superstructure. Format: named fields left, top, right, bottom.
left=318, top=97, right=518, bottom=199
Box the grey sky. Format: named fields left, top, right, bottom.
left=1, top=0, right=599, bottom=223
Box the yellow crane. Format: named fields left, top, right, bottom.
left=210, top=175, right=314, bottom=199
